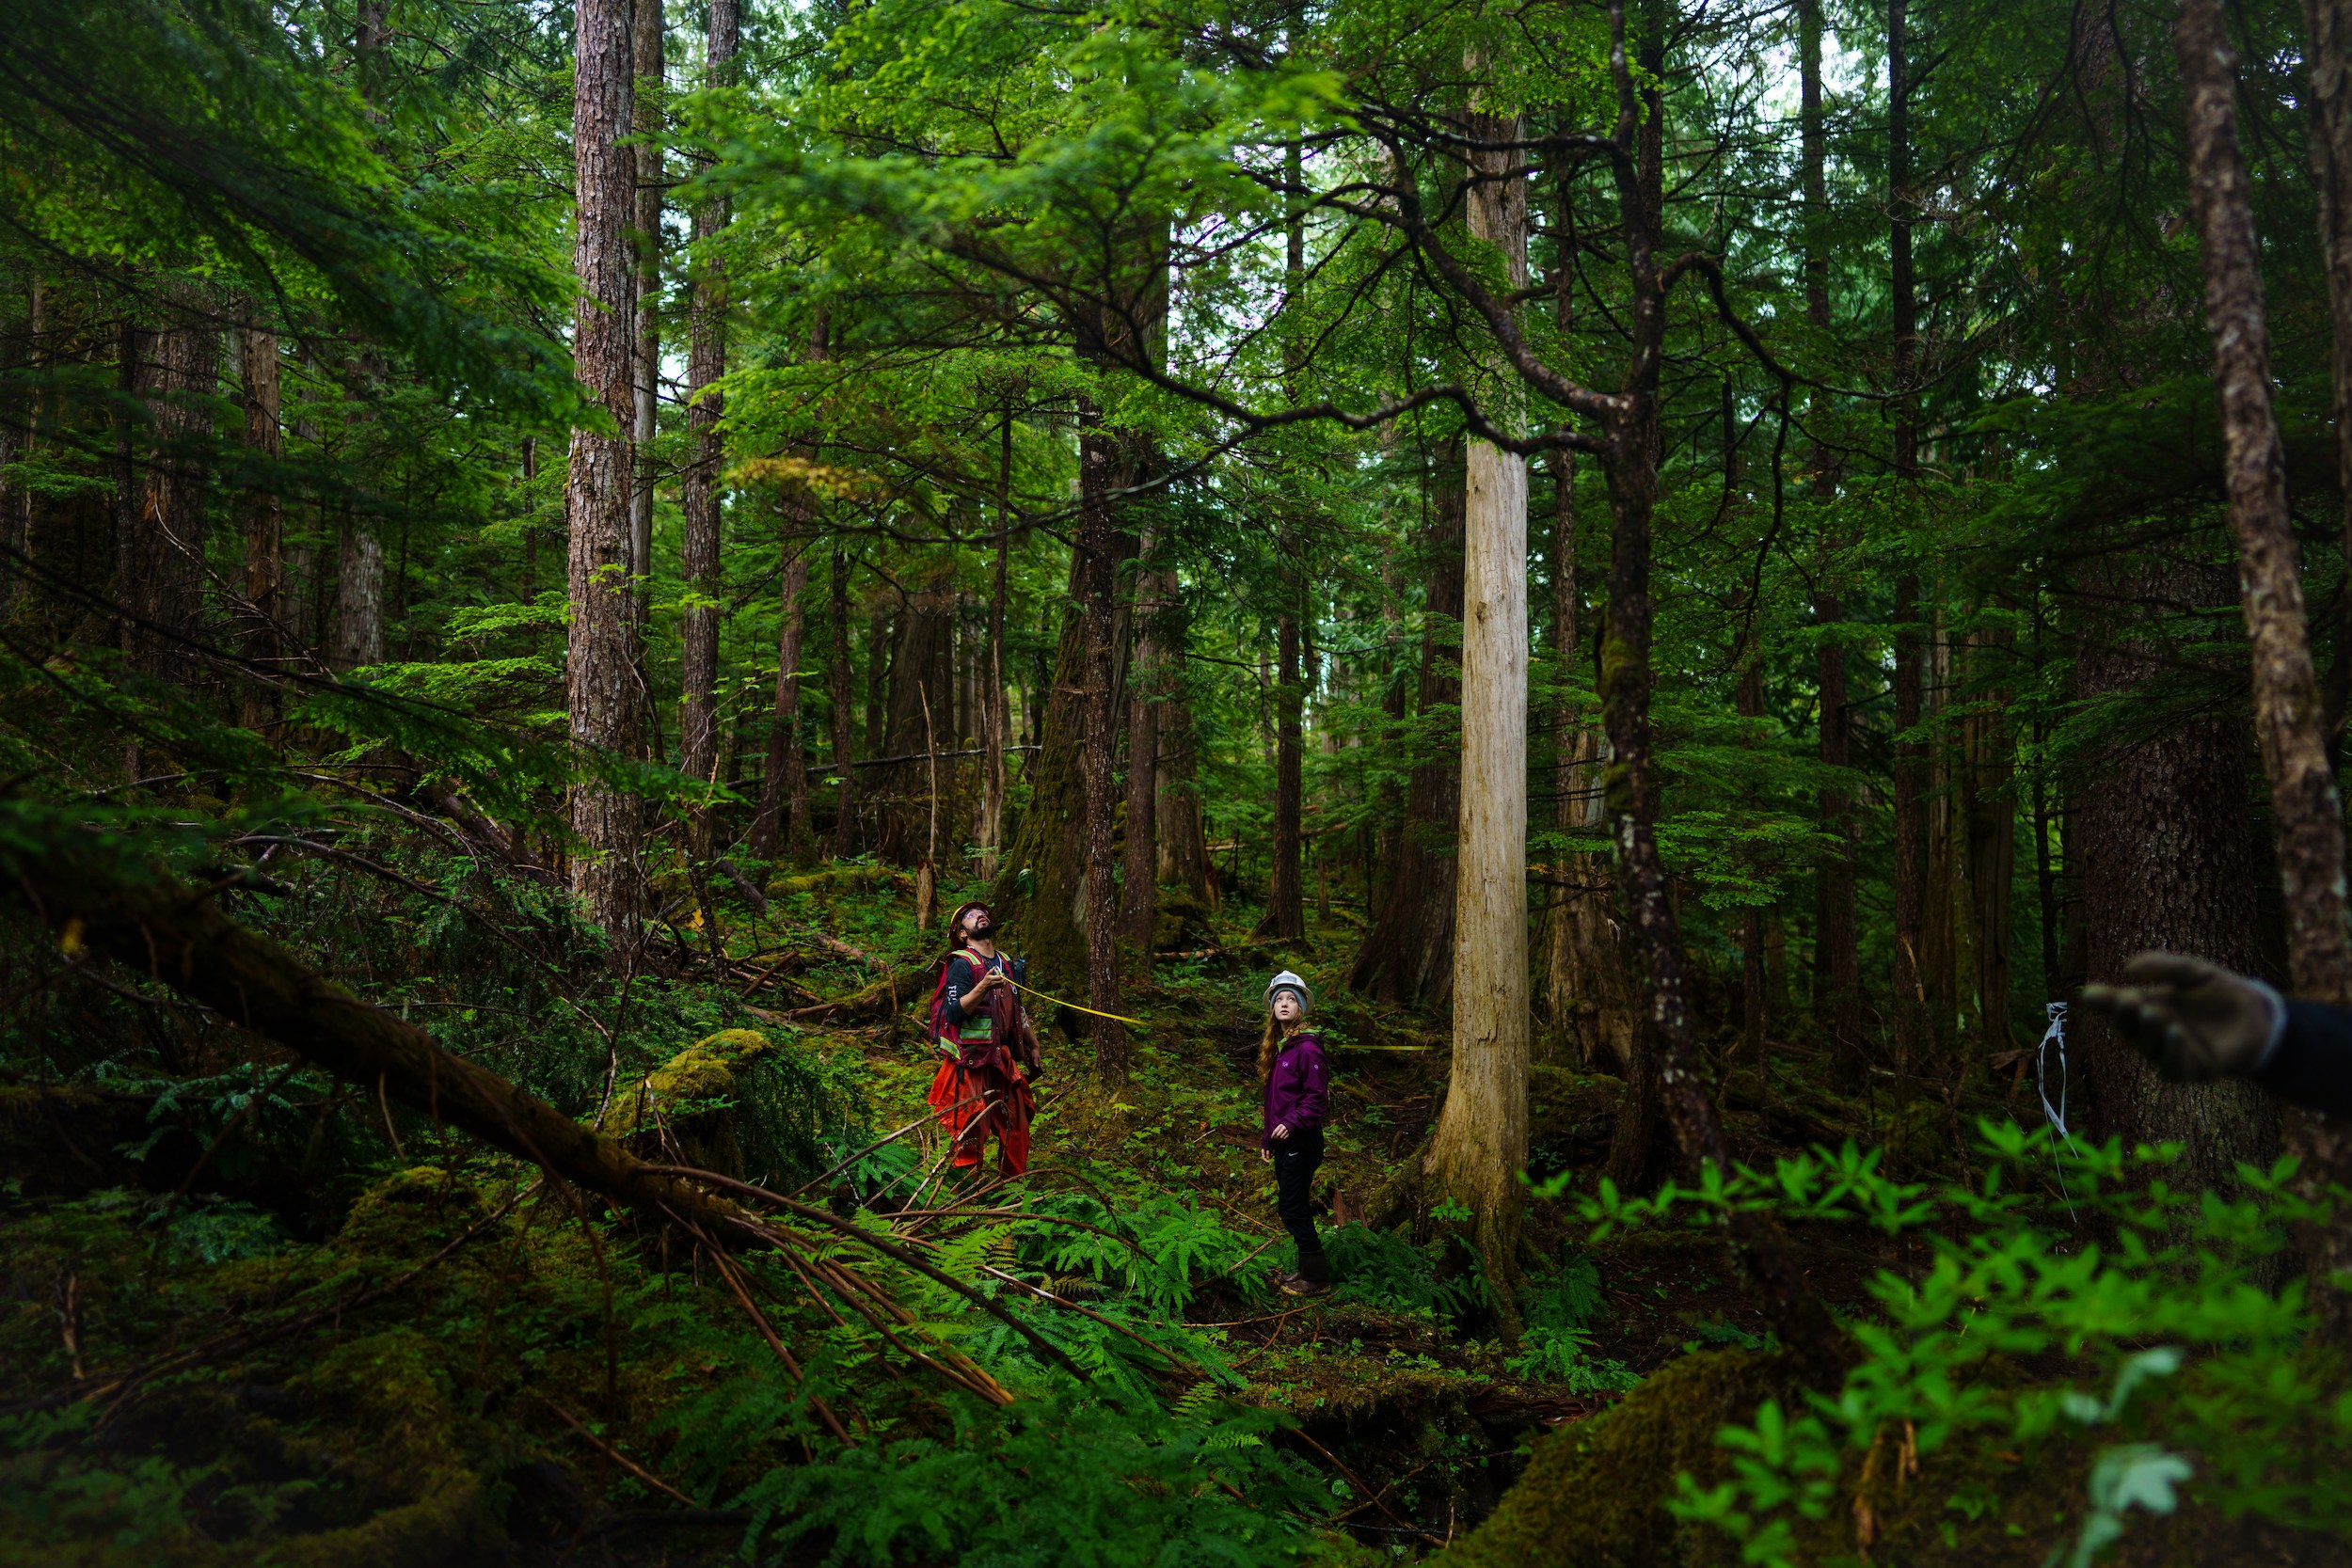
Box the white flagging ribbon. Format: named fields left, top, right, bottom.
left=2037, top=1000, right=2080, bottom=1220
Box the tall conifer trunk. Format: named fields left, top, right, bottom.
left=1889, top=0, right=1928, bottom=1085
left=566, top=0, right=642, bottom=936
left=1121, top=540, right=1163, bottom=959
left=629, top=0, right=663, bottom=670
left=1347, top=440, right=1464, bottom=1006
left=1077, top=419, right=1128, bottom=1079
left=678, top=0, right=737, bottom=821
left=2304, top=0, right=2352, bottom=757
left=827, top=548, right=858, bottom=857
left=749, top=547, right=809, bottom=860
left=1421, top=101, right=1531, bottom=1313
left=239, top=323, right=282, bottom=734
left=2177, top=0, right=2352, bottom=1317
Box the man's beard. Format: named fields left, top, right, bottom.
left=968, top=920, right=993, bottom=939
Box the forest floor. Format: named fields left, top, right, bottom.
left=6, top=862, right=2344, bottom=1567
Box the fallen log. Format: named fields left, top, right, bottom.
left=0, top=838, right=1081, bottom=1387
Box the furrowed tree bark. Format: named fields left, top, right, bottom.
left=567, top=0, right=642, bottom=939
left=977, top=410, right=1013, bottom=879
left=1077, top=416, right=1128, bottom=1080
left=1156, top=673, right=1212, bottom=900
left=629, top=0, right=664, bottom=662
left=2075, top=559, right=2275, bottom=1196
left=993, top=555, right=1090, bottom=991
left=2305, top=0, right=2352, bottom=761
left=828, top=548, right=859, bottom=857
left=1540, top=444, right=1588, bottom=1058
left=1597, top=0, right=1842, bottom=1385
left=1737, top=652, right=1771, bottom=1061
left=239, top=322, right=282, bottom=735
left=137, top=319, right=216, bottom=685
left=1260, top=566, right=1306, bottom=941
left=678, top=0, right=739, bottom=836
left=2177, top=0, right=2352, bottom=1320
left=1420, top=101, right=1531, bottom=1323
left=1121, top=540, right=1163, bottom=961
left=749, top=546, right=810, bottom=860
left=1347, top=439, right=1464, bottom=1006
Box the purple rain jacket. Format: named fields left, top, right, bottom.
left=1262, top=1030, right=1329, bottom=1148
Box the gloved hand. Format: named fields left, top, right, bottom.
left=2077, top=951, right=2281, bottom=1083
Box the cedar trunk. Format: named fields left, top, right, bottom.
left=239, top=324, right=283, bottom=734
left=1422, top=106, right=1531, bottom=1310
left=1260, top=586, right=1305, bottom=940
left=827, top=548, right=859, bottom=857
left=566, top=0, right=641, bottom=936
left=1120, top=549, right=1165, bottom=958
left=749, top=548, right=811, bottom=860
left=678, top=0, right=738, bottom=815
left=1077, top=421, right=1128, bottom=1078
left=629, top=0, right=663, bottom=650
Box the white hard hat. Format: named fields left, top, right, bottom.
left=1264, top=971, right=1312, bottom=1015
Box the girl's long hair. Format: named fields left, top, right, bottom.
left=1257, top=1015, right=1303, bottom=1083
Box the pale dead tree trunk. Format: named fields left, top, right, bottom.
left=827, top=547, right=859, bottom=858
left=678, top=0, right=738, bottom=831
left=2177, top=0, right=2352, bottom=1320
left=239, top=322, right=283, bottom=734
left=2305, top=0, right=2352, bottom=754
left=1121, top=531, right=1163, bottom=962
left=567, top=0, right=642, bottom=937
left=629, top=0, right=664, bottom=665
left=1422, top=99, right=1532, bottom=1322
left=749, top=546, right=810, bottom=860
left=977, top=409, right=1012, bottom=878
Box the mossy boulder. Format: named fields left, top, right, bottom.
left=1152, top=887, right=1220, bottom=953
left=613, top=1027, right=779, bottom=1178
left=1437, top=1348, right=1791, bottom=1568
left=336, top=1166, right=496, bottom=1258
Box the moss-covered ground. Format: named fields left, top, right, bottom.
left=6, top=867, right=2349, bottom=1566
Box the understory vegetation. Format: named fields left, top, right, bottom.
left=12, top=0, right=2352, bottom=1559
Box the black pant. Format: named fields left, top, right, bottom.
left=1271, top=1125, right=1328, bottom=1282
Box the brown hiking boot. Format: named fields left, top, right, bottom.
left=1279, top=1275, right=1330, bottom=1298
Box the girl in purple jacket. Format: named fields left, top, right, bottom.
left=1258, top=971, right=1331, bottom=1295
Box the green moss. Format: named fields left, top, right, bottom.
left=1438, top=1349, right=1791, bottom=1568
left=334, top=1166, right=495, bottom=1259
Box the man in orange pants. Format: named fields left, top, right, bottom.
left=925, top=901, right=1038, bottom=1178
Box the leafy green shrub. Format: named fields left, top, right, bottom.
left=1558, top=1127, right=2352, bottom=1567
left=1321, top=1222, right=1482, bottom=1319
left=731, top=1389, right=1320, bottom=1567
left=1503, top=1323, right=1641, bottom=1393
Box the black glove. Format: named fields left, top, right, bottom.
left=2077, top=951, right=2281, bottom=1084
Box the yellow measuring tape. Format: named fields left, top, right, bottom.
left=1001, top=974, right=1148, bottom=1029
